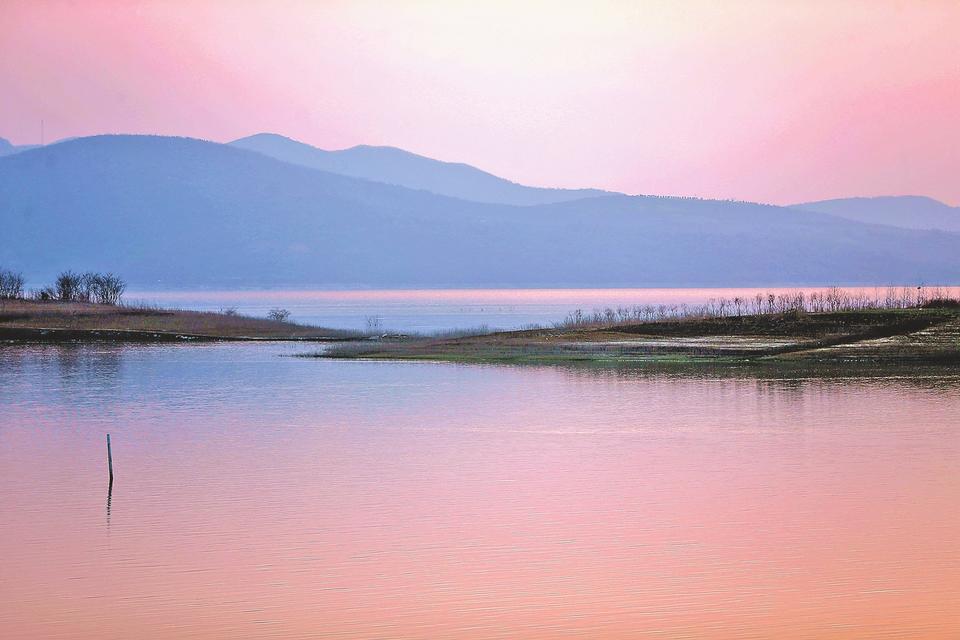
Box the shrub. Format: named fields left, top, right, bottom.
left=553, top=286, right=960, bottom=330
left=921, top=298, right=960, bottom=309
left=268, top=308, right=291, bottom=322
left=55, top=271, right=82, bottom=301
left=365, top=315, right=384, bottom=335
left=30, top=287, right=57, bottom=301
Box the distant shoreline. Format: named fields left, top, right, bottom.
left=0, top=299, right=358, bottom=344
left=314, top=307, right=960, bottom=366
left=6, top=300, right=960, bottom=367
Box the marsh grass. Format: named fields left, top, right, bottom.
left=314, top=289, right=960, bottom=364
left=0, top=299, right=360, bottom=340
left=552, top=286, right=959, bottom=330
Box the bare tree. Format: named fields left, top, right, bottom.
left=732, top=296, right=744, bottom=317
left=0, top=268, right=25, bottom=299
left=46, top=271, right=126, bottom=304
left=55, top=271, right=82, bottom=301
left=268, top=308, right=291, bottom=322
left=90, top=273, right=126, bottom=305
left=77, top=272, right=98, bottom=303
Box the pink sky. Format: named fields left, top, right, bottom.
left=1, top=0, right=958, bottom=205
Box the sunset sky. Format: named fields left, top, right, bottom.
left=2, top=0, right=958, bottom=205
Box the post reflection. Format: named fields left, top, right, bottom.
left=0, top=342, right=958, bottom=639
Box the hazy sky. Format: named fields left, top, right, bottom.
left=2, top=0, right=958, bottom=205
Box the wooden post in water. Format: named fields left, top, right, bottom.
left=107, top=433, right=114, bottom=484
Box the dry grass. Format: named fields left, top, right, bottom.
left=553, top=287, right=959, bottom=330
left=318, top=307, right=960, bottom=364
left=0, top=299, right=358, bottom=340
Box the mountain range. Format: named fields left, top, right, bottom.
left=0, top=133, right=957, bottom=287
left=0, top=137, right=39, bottom=158
left=229, top=133, right=609, bottom=206
left=791, top=196, right=960, bottom=233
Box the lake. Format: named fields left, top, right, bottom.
left=2, top=340, right=958, bottom=638
left=125, top=286, right=960, bottom=333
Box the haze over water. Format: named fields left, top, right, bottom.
left=4, top=1, right=959, bottom=636
left=2, top=341, right=958, bottom=638
left=128, top=287, right=960, bottom=333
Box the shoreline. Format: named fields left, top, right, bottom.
left=5, top=300, right=960, bottom=368
left=312, top=307, right=960, bottom=366
left=0, top=299, right=358, bottom=343
left=0, top=326, right=358, bottom=344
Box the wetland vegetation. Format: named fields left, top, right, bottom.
left=318, top=288, right=960, bottom=366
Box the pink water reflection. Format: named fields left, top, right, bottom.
left=1, top=346, right=959, bottom=638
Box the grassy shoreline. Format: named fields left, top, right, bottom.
left=0, top=299, right=358, bottom=343
left=314, top=307, right=960, bottom=366
left=6, top=299, right=960, bottom=366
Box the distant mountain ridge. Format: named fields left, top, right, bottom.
left=230, top=132, right=611, bottom=206
left=0, top=137, right=40, bottom=158
left=792, top=196, right=960, bottom=232
left=1, top=134, right=957, bottom=288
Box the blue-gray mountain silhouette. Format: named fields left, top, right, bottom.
left=792, top=196, right=960, bottom=232
left=0, top=137, right=39, bottom=158
left=2, top=135, right=957, bottom=287
left=230, top=133, right=611, bottom=206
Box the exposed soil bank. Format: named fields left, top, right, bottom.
left=315, top=308, right=960, bottom=365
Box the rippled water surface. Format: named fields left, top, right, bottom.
left=2, top=342, right=959, bottom=638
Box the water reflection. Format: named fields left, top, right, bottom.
left=1, top=343, right=959, bottom=639
left=52, top=343, right=123, bottom=388
left=106, top=478, right=112, bottom=529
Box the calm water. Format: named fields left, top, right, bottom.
left=2, top=342, right=959, bottom=639
left=124, top=287, right=960, bottom=333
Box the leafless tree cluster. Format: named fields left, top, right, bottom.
left=267, top=308, right=291, bottom=322
left=557, top=286, right=958, bottom=329
left=0, top=268, right=25, bottom=299
left=33, top=271, right=127, bottom=304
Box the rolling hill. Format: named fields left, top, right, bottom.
left=230, top=133, right=610, bottom=206
left=0, top=137, right=39, bottom=158
left=792, top=196, right=960, bottom=232
left=1, top=135, right=958, bottom=288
